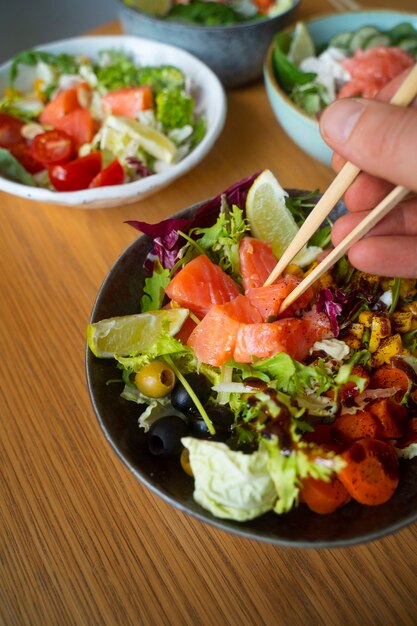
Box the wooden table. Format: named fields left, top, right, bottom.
left=2, top=1, right=417, bottom=624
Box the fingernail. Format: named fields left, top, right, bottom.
left=320, top=99, right=365, bottom=144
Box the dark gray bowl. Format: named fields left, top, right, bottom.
left=116, top=0, right=300, bottom=88
left=86, top=191, right=417, bottom=547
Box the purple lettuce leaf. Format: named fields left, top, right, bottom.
left=125, top=157, right=153, bottom=178
left=316, top=288, right=346, bottom=337
left=126, top=171, right=261, bottom=275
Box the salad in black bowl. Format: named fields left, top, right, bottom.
left=86, top=171, right=417, bottom=546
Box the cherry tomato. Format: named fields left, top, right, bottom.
left=89, top=158, right=124, bottom=188
left=49, top=152, right=102, bottom=192
left=10, top=142, right=44, bottom=174
left=0, top=113, right=24, bottom=148
left=31, top=130, right=73, bottom=167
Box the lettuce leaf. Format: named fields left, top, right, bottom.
left=140, top=260, right=171, bottom=312
left=182, top=438, right=276, bottom=521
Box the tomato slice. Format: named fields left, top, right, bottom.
left=49, top=152, right=102, bottom=192
left=31, top=130, right=73, bottom=166
left=0, top=113, right=24, bottom=148
left=10, top=142, right=44, bottom=174
left=89, top=159, right=124, bottom=188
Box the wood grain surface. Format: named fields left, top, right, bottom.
left=1, top=1, right=417, bottom=625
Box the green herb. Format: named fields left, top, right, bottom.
left=290, top=81, right=331, bottom=116
left=0, top=148, right=36, bottom=186
left=140, top=260, right=171, bottom=312
left=272, top=32, right=316, bottom=93
left=389, top=277, right=402, bottom=314
left=191, top=203, right=249, bottom=283
left=167, top=1, right=244, bottom=25
left=156, top=89, right=194, bottom=130
left=9, top=50, right=78, bottom=87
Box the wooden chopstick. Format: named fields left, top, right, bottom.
left=278, top=184, right=409, bottom=314
left=264, top=63, right=417, bottom=288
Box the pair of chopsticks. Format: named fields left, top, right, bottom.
left=265, top=64, right=417, bottom=315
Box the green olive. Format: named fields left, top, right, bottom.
left=180, top=448, right=193, bottom=477
left=134, top=360, right=176, bottom=398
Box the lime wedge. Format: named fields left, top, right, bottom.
left=288, top=22, right=315, bottom=66
left=106, top=116, right=177, bottom=163
left=123, top=0, right=172, bottom=16
left=246, top=170, right=299, bottom=259
left=87, top=309, right=188, bottom=358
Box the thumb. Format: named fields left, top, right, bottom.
left=319, top=97, right=417, bottom=194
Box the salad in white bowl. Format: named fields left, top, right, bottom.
left=0, top=36, right=226, bottom=208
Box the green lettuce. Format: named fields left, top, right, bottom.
left=182, top=438, right=276, bottom=521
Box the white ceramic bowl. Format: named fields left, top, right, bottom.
left=264, top=11, right=417, bottom=166
left=0, top=35, right=226, bottom=209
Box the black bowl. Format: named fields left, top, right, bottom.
left=86, top=191, right=417, bottom=547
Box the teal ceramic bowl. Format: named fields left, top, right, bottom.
left=264, top=11, right=417, bottom=166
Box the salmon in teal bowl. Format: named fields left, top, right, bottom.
left=264, top=11, right=417, bottom=165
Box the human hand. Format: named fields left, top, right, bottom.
left=319, top=70, right=417, bottom=278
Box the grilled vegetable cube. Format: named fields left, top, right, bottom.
left=358, top=310, right=373, bottom=327
left=343, top=323, right=365, bottom=350
left=371, top=334, right=404, bottom=367
left=391, top=310, right=413, bottom=334
left=369, top=316, right=391, bottom=353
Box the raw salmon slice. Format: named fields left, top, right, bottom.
left=101, top=86, right=154, bottom=118
left=234, top=310, right=333, bottom=363
left=239, top=237, right=277, bottom=290
left=187, top=295, right=262, bottom=366
left=246, top=274, right=314, bottom=320
left=339, top=47, right=414, bottom=99
left=165, top=255, right=240, bottom=318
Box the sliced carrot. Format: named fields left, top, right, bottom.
left=338, top=438, right=399, bottom=505
left=40, top=88, right=82, bottom=127
left=367, top=398, right=408, bottom=438
left=300, top=475, right=350, bottom=514
left=55, top=108, right=96, bottom=149
left=397, top=418, right=417, bottom=449
left=332, top=411, right=382, bottom=446
left=165, top=255, right=240, bottom=319
left=101, top=86, right=154, bottom=118
left=339, top=364, right=370, bottom=405
left=370, top=364, right=411, bottom=402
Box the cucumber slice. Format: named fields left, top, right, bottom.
left=349, top=26, right=381, bottom=53
left=397, top=36, right=417, bottom=52
left=328, top=32, right=352, bottom=52
left=388, top=22, right=417, bottom=45
left=364, top=34, right=391, bottom=49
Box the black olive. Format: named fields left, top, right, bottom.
left=205, top=405, right=235, bottom=428
left=189, top=406, right=235, bottom=442
left=147, top=416, right=189, bottom=456
left=171, top=373, right=211, bottom=414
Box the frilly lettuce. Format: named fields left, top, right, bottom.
left=182, top=438, right=276, bottom=521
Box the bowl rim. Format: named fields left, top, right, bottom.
left=0, top=34, right=227, bottom=208
left=264, top=9, right=417, bottom=128
left=85, top=191, right=417, bottom=548
left=117, top=0, right=301, bottom=32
